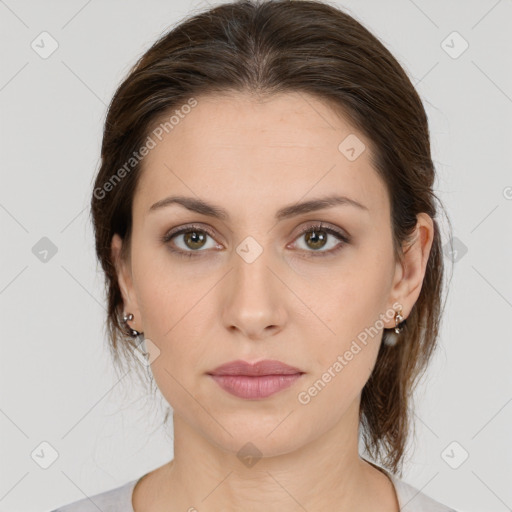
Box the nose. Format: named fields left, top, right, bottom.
left=221, top=243, right=288, bottom=341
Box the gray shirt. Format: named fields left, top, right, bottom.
left=49, top=469, right=458, bottom=511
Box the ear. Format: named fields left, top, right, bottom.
left=385, top=212, right=435, bottom=327
left=111, top=233, right=143, bottom=332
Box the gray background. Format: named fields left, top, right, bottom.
left=1, top=0, right=511, bottom=511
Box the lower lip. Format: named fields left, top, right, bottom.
left=209, top=373, right=303, bottom=399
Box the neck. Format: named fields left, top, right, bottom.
left=153, top=400, right=395, bottom=511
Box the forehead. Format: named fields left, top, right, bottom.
left=134, top=91, right=388, bottom=219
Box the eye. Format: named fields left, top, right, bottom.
left=161, top=224, right=220, bottom=257
left=290, top=222, right=350, bottom=257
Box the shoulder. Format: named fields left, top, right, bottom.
left=49, top=478, right=139, bottom=512
left=389, top=473, right=459, bottom=512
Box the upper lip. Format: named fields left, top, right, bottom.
left=208, top=359, right=304, bottom=376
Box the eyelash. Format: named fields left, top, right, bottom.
left=161, top=222, right=350, bottom=259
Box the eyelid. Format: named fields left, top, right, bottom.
left=292, top=222, right=350, bottom=242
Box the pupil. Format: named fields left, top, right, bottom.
left=307, top=229, right=326, bottom=250
left=185, top=231, right=205, bottom=249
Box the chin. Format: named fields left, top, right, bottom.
left=199, top=417, right=310, bottom=461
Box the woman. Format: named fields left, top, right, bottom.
left=51, top=0, right=457, bottom=510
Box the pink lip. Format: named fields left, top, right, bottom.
left=207, top=359, right=305, bottom=399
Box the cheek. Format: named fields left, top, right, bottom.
left=133, top=262, right=215, bottom=382
left=297, top=283, right=387, bottom=415
left=293, top=331, right=377, bottom=432
left=305, top=248, right=394, bottom=373
left=143, top=304, right=210, bottom=414
left=133, top=244, right=203, bottom=324
left=316, top=270, right=391, bottom=338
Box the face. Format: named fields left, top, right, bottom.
left=112, top=91, right=432, bottom=457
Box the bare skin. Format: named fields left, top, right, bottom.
left=111, top=91, right=434, bottom=511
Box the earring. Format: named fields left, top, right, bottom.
left=122, top=312, right=142, bottom=337
left=393, top=308, right=405, bottom=334
left=122, top=312, right=147, bottom=355
left=383, top=308, right=406, bottom=346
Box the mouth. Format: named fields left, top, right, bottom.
left=207, top=359, right=304, bottom=376
left=207, top=359, right=305, bottom=399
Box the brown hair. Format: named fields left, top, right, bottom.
left=90, top=0, right=452, bottom=477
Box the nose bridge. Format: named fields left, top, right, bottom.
left=222, top=233, right=286, bottom=337
left=233, top=234, right=277, bottom=302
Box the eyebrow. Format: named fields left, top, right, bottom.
left=148, top=194, right=369, bottom=220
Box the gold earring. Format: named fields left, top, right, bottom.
left=394, top=308, right=405, bottom=333
left=383, top=308, right=406, bottom=347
